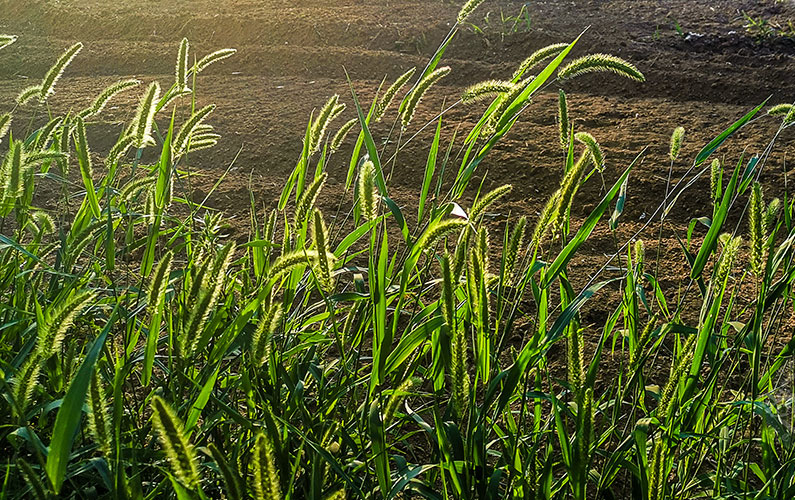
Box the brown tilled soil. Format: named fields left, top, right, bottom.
left=1, top=0, right=795, bottom=341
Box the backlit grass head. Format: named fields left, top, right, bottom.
left=558, top=53, right=645, bottom=82
left=131, top=82, right=161, bottom=149
left=401, top=66, right=450, bottom=130
left=512, top=43, right=569, bottom=81
left=375, top=67, right=416, bottom=121
left=462, top=80, right=513, bottom=104
left=39, top=42, right=83, bottom=102
left=669, top=126, right=685, bottom=161
left=151, top=396, right=200, bottom=490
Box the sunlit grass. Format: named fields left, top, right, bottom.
left=1, top=1, right=795, bottom=498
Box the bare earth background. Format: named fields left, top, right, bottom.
left=1, top=0, right=794, bottom=333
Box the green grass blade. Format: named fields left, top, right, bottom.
left=690, top=157, right=741, bottom=280
left=74, top=117, right=100, bottom=218
left=545, top=153, right=641, bottom=285
left=694, top=100, right=767, bottom=166
left=369, top=401, right=392, bottom=497
left=46, top=305, right=112, bottom=493
left=418, top=114, right=441, bottom=222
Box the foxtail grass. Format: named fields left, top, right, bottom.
left=401, top=66, right=450, bottom=129
left=131, top=82, right=161, bottom=149
left=39, top=42, right=83, bottom=101
left=358, top=160, right=378, bottom=222
left=330, top=118, right=357, bottom=152
left=176, top=38, right=189, bottom=91
left=80, top=79, right=140, bottom=117
left=669, top=126, right=685, bottom=161
left=252, top=432, right=282, bottom=500
left=376, top=67, right=416, bottom=121
left=461, top=80, right=513, bottom=104
left=151, top=396, right=200, bottom=490
left=574, top=132, right=604, bottom=171
left=512, top=43, right=569, bottom=81
left=558, top=53, right=645, bottom=81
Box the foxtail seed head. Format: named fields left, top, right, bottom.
left=512, top=43, right=569, bottom=81
left=251, top=303, right=283, bottom=368
left=4, top=140, right=26, bottom=199
left=16, top=459, right=48, bottom=500
left=151, top=396, right=200, bottom=490
left=441, top=254, right=456, bottom=328
left=401, top=66, right=451, bottom=130
left=252, top=432, right=282, bottom=500
left=209, top=444, right=243, bottom=500
left=470, top=184, right=512, bottom=223
left=295, top=172, right=327, bottom=226
left=88, top=371, right=112, bottom=457
left=269, top=249, right=320, bottom=281
left=461, top=80, right=514, bottom=104
left=174, top=104, right=216, bottom=154
left=0, top=113, right=11, bottom=145
left=176, top=38, right=189, bottom=91
left=376, top=67, right=416, bottom=121
left=308, top=95, right=339, bottom=153
left=749, top=182, right=765, bottom=276
left=552, top=151, right=590, bottom=234
left=532, top=189, right=561, bottom=248
left=358, top=160, right=378, bottom=222
left=330, top=118, right=357, bottom=152
left=658, top=334, right=697, bottom=419
left=505, top=216, right=527, bottom=285
left=16, top=85, right=42, bottom=106
left=180, top=243, right=235, bottom=358
left=146, top=251, right=174, bottom=317
left=40, top=42, right=83, bottom=101
left=83, top=79, right=141, bottom=118
left=451, top=323, right=471, bottom=417
left=768, top=103, right=794, bottom=122
left=484, top=78, right=528, bottom=135
left=457, top=0, right=487, bottom=23
left=31, top=211, right=55, bottom=235
left=453, top=227, right=471, bottom=283
left=476, top=226, right=490, bottom=273
left=0, top=35, right=17, bottom=51
left=326, top=488, right=346, bottom=500
left=765, top=198, right=782, bottom=229
left=11, top=353, right=42, bottom=419
left=158, top=88, right=192, bottom=112
left=669, top=126, right=685, bottom=162
left=312, top=209, right=335, bottom=292
left=193, top=48, right=237, bottom=74
left=786, top=106, right=795, bottom=126
left=38, top=289, right=96, bottom=357
left=558, top=53, right=645, bottom=82
left=415, top=218, right=468, bottom=253
left=132, top=82, right=161, bottom=149
left=558, top=89, right=569, bottom=149
left=330, top=103, right=346, bottom=122
left=648, top=438, right=668, bottom=500
left=716, top=234, right=742, bottom=286
left=35, top=116, right=63, bottom=149
left=567, top=321, right=584, bottom=389
left=633, top=239, right=645, bottom=277
left=106, top=135, right=135, bottom=167
left=575, top=132, right=605, bottom=171
left=768, top=103, right=792, bottom=115
left=710, top=158, right=722, bottom=203
left=384, top=377, right=420, bottom=426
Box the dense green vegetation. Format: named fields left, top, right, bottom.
left=2, top=2, right=795, bottom=498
